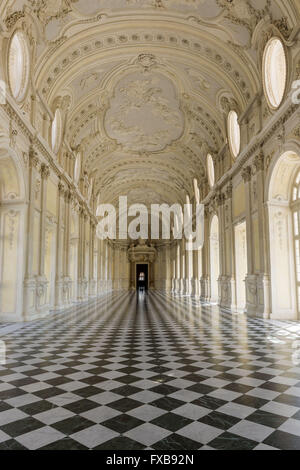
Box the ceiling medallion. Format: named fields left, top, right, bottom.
left=104, top=70, right=185, bottom=153
left=136, top=53, right=157, bottom=71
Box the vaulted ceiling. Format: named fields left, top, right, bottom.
left=2, top=0, right=300, bottom=208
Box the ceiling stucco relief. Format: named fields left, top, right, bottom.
left=37, top=29, right=255, bottom=106
left=27, top=0, right=71, bottom=24
left=104, top=71, right=185, bottom=152
left=3, top=0, right=299, bottom=230
left=185, top=68, right=210, bottom=91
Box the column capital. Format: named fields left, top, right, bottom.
left=40, top=163, right=50, bottom=180
left=64, top=188, right=72, bottom=202
left=29, top=146, right=39, bottom=168
left=217, top=192, right=225, bottom=207
left=254, top=151, right=265, bottom=172
left=242, top=166, right=252, bottom=183
left=225, top=182, right=233, bottom=200
left=58, top=181, right=65, bottom=195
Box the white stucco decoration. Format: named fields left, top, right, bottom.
left=104, top=71, right=184, bottom=152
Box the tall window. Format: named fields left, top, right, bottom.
left=8, top=30, right=30, bottom=102
left=207, top=153, right=215, bottom=188
left=74, top=152, right=81, bottom=184
left=193, top=178, right=200, bottom=204
left=263, top=37, right=287, bottom=109
left=51, top=108, right=63, bottom=154
left=227, top=110, right=240, bottom=158
left=292, top=171, right=300, bottom=310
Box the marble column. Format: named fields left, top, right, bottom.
left=191, top=248, right=200, bottom=296
left=200, top=208, right=210, bottom=302
left=184, top=239, right=192, bottom=295
left=107, top=243, right=113, bottom=291
left=223, top=182, right=237, bottom=310
left=97, top=239, right=103, bottom=294
left=179, top=239, right=185, bottom=294
left=171, top=244, right=176, bottom=292
left=77, top=208, right=87, bottom=301
left=113, top=246, right=120, bottom=290
left=254, top=152, right=271, bottom=317
left=54, top=181, right=66, bottom=309
left=242, top=166, right=256, bottom=315
left=165, top=245, right=172, bottom=292
left=63, top=189, right=72, bottom=305
left=23, top=149, right=44, bottom=320
left=217, top=192, right=228, bottom=308
left=89, top=221, right=97, bottom=297
left=36, top=163, right=50, bottom=313
left=175, top=243, right=180, bottom=293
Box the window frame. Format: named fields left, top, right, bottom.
left=227, top=110, right=241, bottom=159
left=8, top=30, right=31, bottom=103
left=262, top=36, right=287, bottom=110
left=207, top=153, right=215, bottom=188
left=51, top=108, right=63, bottom=154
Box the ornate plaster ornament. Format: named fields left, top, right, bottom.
left=27, top=0, right=74, bottom=26
left=104, top=71, right=185, bottom=152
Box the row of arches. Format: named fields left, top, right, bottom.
left=202, top=148, right=300, bottom=320
left=1, top=145, right=300, bottom=321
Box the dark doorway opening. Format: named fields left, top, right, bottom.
left=136, top=264, right=148, bottom=291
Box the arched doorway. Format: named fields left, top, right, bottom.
left=267, top=150, right=300, bottom=320
left=210, top=214, right=220, bottom=304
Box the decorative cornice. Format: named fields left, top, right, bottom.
left=202, top=100, right=298, bottom=206
left=2, top=97, right=97, bottom=225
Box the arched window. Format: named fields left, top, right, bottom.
left=263, top=37, right=287, bottom=109
left=207, top=153, right=215, bottom=188
left=51, top=108, right=63, bottom=154
left=227, top=110, right=240, bottom=158
left=268, top=151, right=300, bottom=320
left=8, top=30, right=30, bottom=102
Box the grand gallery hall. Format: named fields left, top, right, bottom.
left=0, top=0, right=300, bottom=452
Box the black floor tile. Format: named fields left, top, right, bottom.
left=52, top=416, right=95, bottom=435
left=263, top=430, right=300, bottom=450
left=199, top=411, right=240, bottom=430
left=247, top=409, right=288, bottom=428
left=95, top=436, right=146, bottom=450
left=151, top=412, right=192, bottom=432
left=102, top=414, right=143, bottom=433
left=152, top=433, right=201, bottom=450
left=1, top=417, right=44, bottom=438
left=210, top=432, right=258, bottom=450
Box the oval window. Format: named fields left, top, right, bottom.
left=51, top=109, right=63, bottom=154
left=227, top=110, right=240, bottom=158
left=8, top=30, right=30, bottom=102
left=207, top=153, right=215, bottom=188
left=263, top=37, right=287, bottom=109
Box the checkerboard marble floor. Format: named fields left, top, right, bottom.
left=0, top=290, right=300, bottom=450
